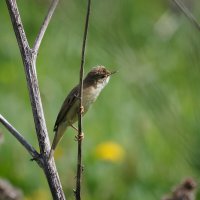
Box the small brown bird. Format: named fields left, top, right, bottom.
left=49, top=66, right=116, bottom=159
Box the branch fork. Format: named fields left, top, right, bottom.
left=1, top=0, right=65, bottom=199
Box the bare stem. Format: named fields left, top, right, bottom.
left=5, top=0, right=65, bottom=199
left=33, top=0, right=59, bottom=58
left=172, top=0, right=200, bottom=32
left=75, top=0, right=91, bottom=200
left=0, top=114, right=42, bottom=165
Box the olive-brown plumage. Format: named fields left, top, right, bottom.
left=49, top=66, right=116, bottom=159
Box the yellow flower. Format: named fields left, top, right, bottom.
left=95, top=141, right=125, bottom=162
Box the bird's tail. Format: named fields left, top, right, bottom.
left=49, top=125, right=67, bottom=160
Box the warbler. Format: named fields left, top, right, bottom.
left=49, top=66, right=116, bottom=159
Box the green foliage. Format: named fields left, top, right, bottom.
left=1, top=0, right=200, bottom=199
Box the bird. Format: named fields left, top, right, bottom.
left=49, top=65, right=116, bottom=159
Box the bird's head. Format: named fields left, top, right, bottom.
left=84, top=66, right=117, bottom=87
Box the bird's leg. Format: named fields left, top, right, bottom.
left=70, top=124, right=84, bottom=141
left=70, top=124, right=78, bottom=131
left=71, top=105, right=84, bottom=141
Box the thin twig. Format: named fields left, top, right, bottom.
left=0, top=114, right=41, bottom=164
left=33, top=0, right=59, bottom=57
left=172, top=0, right=200, bottom=32
left=5, top=0, right=65, bottom=199
left=75, top=0, right=91, bottom=200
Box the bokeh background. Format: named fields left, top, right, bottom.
left=1, top=0, right=200, bottom=199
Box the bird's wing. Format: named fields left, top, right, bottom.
left=54, top=85, right=79, bottom=132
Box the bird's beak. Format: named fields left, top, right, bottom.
left=109, top=70, right=118, bottom=76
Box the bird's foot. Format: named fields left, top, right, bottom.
left=75, top=132, right=84, bottom=141
left=80, top=106, right=84, bottom=114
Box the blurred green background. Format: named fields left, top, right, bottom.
left=1, top=0, right=200, bottom=199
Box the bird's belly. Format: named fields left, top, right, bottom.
left=66, top=100, right=79, bottom=124
left=82, top=87, right=100, bottom=112
left=65, top=87, right=101, bottom=125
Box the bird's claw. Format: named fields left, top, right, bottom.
left=80, top=106, right=84, bottom=114
left=75, top=132, right=84, bottom=141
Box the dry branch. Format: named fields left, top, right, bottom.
left=0, top=114, right=41, bottom=165
left=172, top=0, right=200, bottom=31
left=33, top=0, right=59, bottom=58
left=2, top=0, right=66, bottom=199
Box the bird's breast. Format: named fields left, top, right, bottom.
left=82, top=77, right=109, bottom=112
left=82, top=85, right=102, bottom=111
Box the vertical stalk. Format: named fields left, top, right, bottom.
left=75, top=0, right=91, bottom=200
